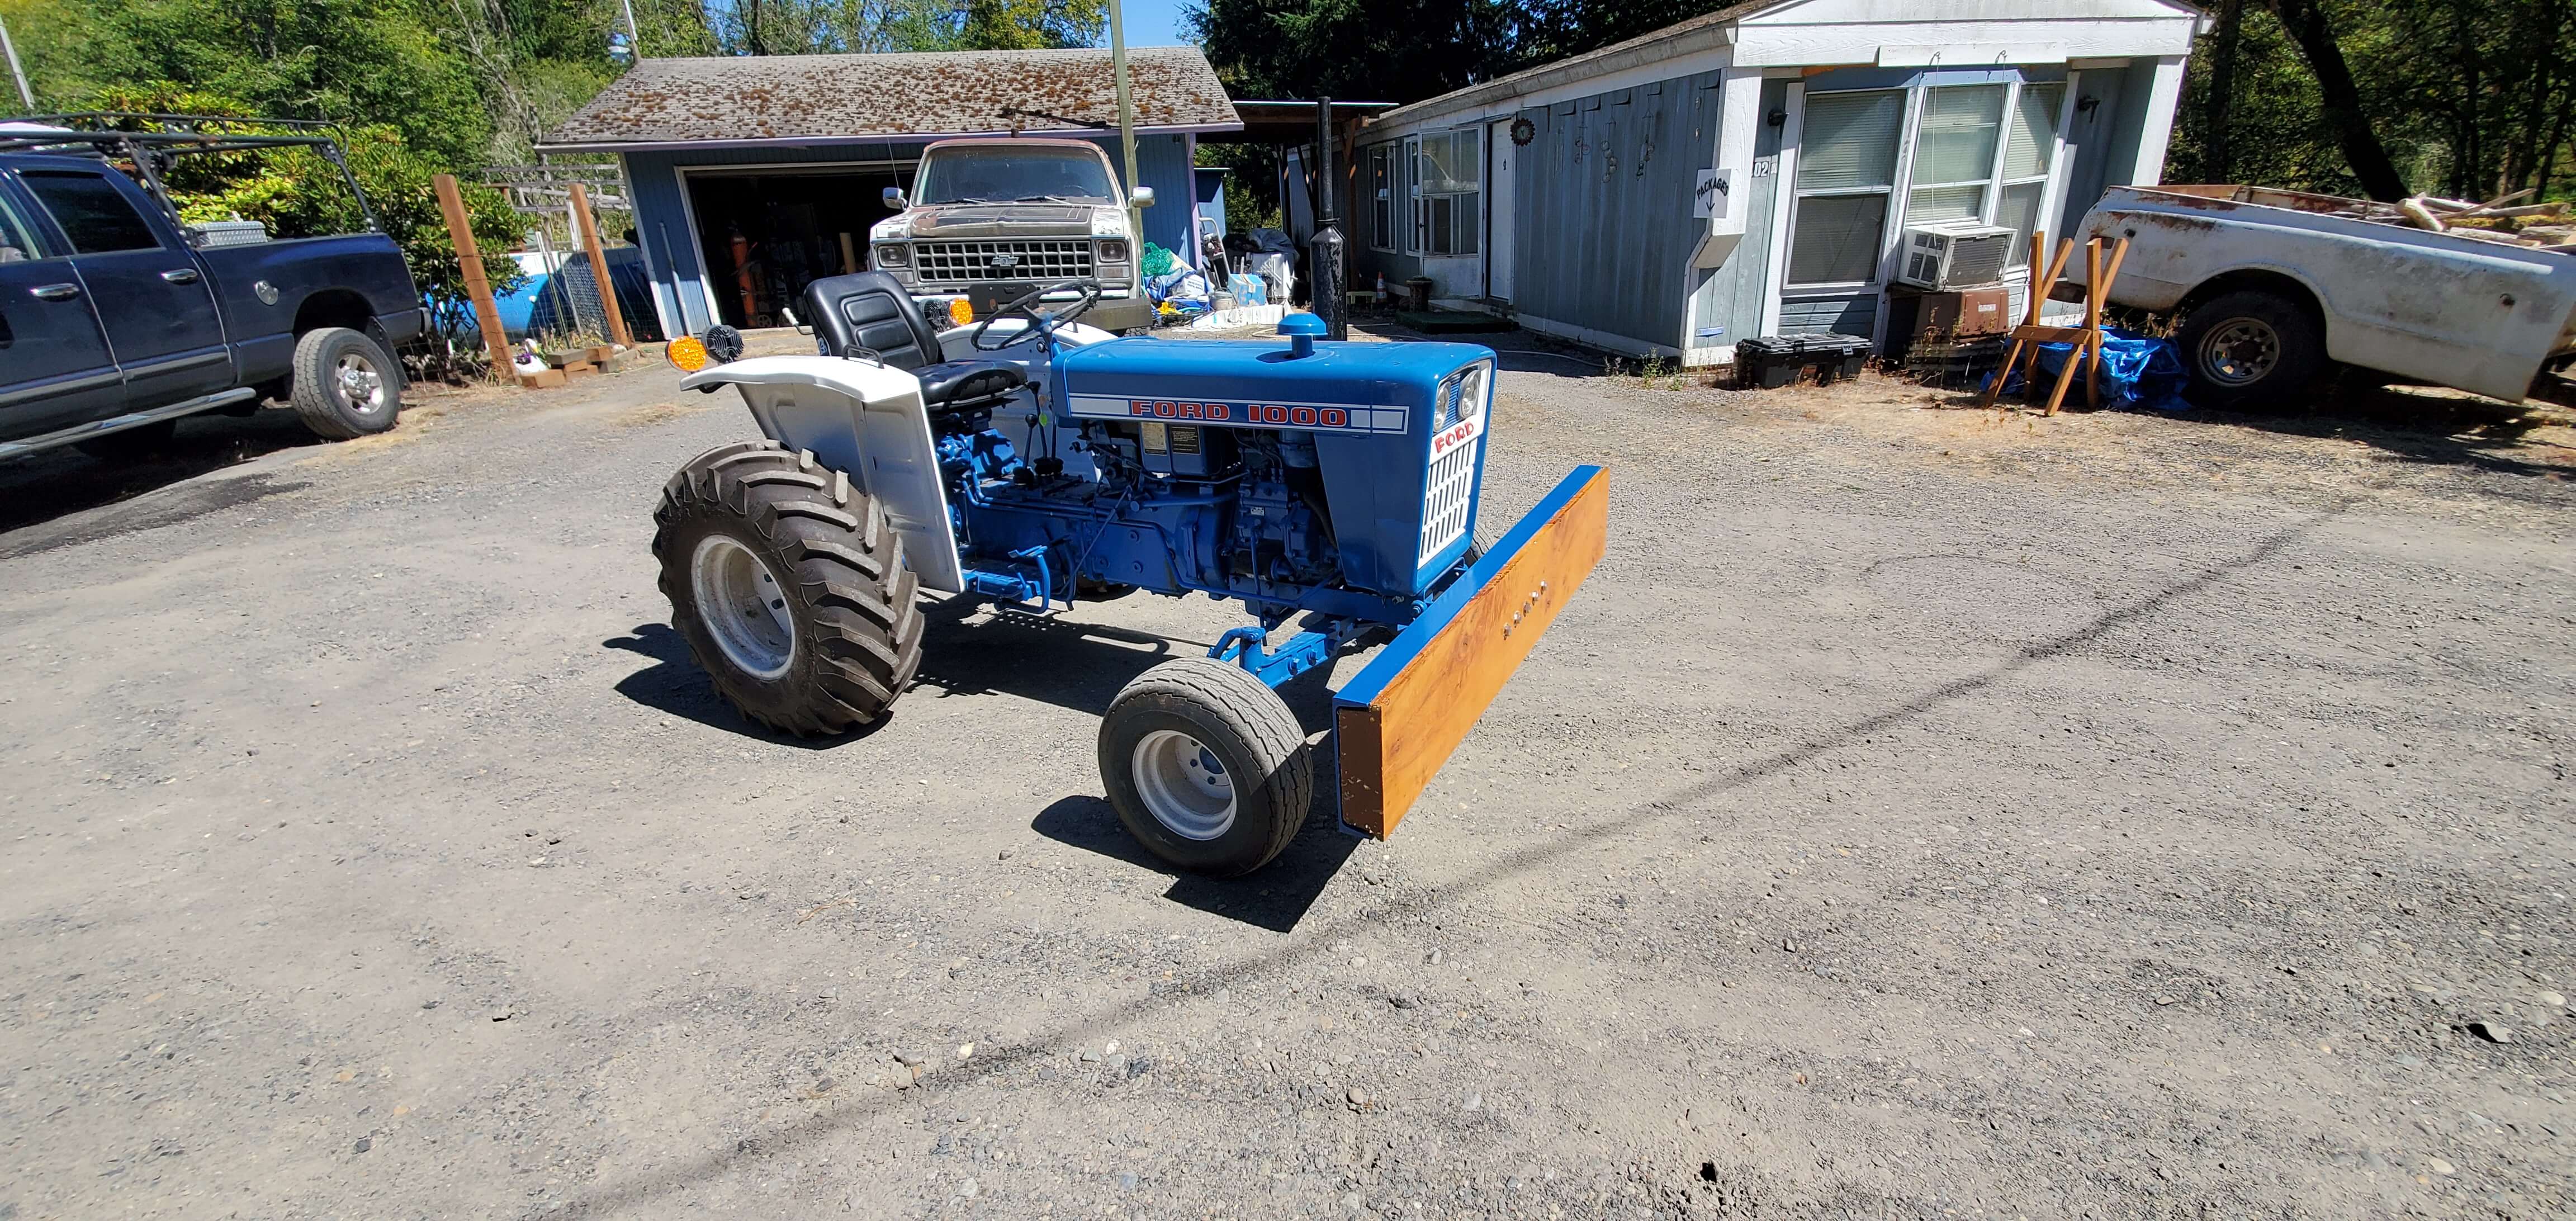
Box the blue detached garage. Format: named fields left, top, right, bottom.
left=1345, top=0, right=2207, bottom=365
left=538, top=46, right=1242, bottom=339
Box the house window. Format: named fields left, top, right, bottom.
left=1413, top=129, right=1479, bottom=257
left=1785, top=89, right=1903, bottom=287
left=1996, top=83, right=2065, bottom=268
left=1787, top=77, right=2070, bottom=288
left=1902, top=85, right=2007, bottom=226
left=1368, top=145, right=1394, bottom=252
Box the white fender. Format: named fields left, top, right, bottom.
left=679, top=357, right=967, bottom=594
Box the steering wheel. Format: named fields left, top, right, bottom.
left=971, top=279, right=1103, bottom=352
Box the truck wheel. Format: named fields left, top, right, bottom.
left=652, top=441, right=926, bottom=735
left=2175, top=290, right=2325, bottom=408
left=1098, top=658, right=1313, bottom=876
left=288, top=326, right=404, bottom=439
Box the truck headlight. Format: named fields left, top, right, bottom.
left=1097, top=238, right=1129, bottom=263
left=875, top=243, right=911, bottom=268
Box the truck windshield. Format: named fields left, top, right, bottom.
left=915, top=146, right=1118, bottom=205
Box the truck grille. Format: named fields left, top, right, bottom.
left=915, top=239, right=1095, bottom=286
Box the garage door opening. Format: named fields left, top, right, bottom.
left=684, top=165, right=912, bottom=329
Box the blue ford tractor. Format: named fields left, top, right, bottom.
left=657, top=275, right=1607, bottom=875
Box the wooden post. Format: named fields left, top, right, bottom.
left=568, top=182, right=633, bottom=348
left=433, top=174, right=517, bottom=379
left=1979, top=233, right=2077, bottom=409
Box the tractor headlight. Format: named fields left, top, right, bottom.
left=875, top=243, right=911, bottom=268
left=666, top=334, right=709, bottom=372
left=1097, top=238, right=1129, bottom=263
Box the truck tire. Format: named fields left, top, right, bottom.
left=288, top=326, right=404, bottom=439
left=2175, top=290, right=2326, bottom=408
left=1098, top=658, right=1313, bottom=876
left=652, top=441, right=925, bottom=735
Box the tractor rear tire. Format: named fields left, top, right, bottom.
left=652, top=440, right=926, bottom=735
left=1099, top=659, right=1313, bottom=877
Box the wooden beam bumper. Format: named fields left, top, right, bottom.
left=1333, top=466, right=1609, bottom=839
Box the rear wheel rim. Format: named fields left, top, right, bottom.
left=1131, top=730, right=1236, bottom=840
left=2199, top=318, right=2280, bottom=386
left=334, top=349, right=387, bottom=416
left=691, top=534, right=797, bottom=680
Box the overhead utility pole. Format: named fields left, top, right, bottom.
left=0, top=13, right=35, bottom=111
left=1107, top=0, right=1143, bottom=245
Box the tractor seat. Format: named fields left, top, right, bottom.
left=801, top=269, right=1027, bottom=409
left=916, top=359, right=1025, bottom=408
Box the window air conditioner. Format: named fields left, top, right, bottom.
left=1895, top=220, right=2014, bottom=290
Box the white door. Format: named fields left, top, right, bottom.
left=1487, top=120, right=1517, bottom=302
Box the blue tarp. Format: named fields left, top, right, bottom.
left=1987, top=326, right=2192, bottom=411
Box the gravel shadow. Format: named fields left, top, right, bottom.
left=603, top=623, right=892, bottom=749
left=0, top=408, right=326, bottom=541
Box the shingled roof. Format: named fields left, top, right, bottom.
left=539, top=46, right=1242, bottom=150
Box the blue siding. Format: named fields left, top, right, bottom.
left=1688, top=77, right=1791, bottom=353
left=1112, top=134, right=1197, bottom=269
left=1510, top=70, right=1726, bottom=350
left=626, top=134, right=1196, bottom=337
left=1777, top=294, right=1877, bottom=338
left=2063, top=59, right=2157, bottom=240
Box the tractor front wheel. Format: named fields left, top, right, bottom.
left=652, top=441, right=925, bottom=734
left=1098, top=659, right=1313, bottom=876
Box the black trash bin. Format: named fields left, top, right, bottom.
left=1734, top=333, right=1873, bottom=389
left=1802, top=333, right=1873, bottom=385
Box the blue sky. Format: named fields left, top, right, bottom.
left=1115, top=0, right=1198, bottom=46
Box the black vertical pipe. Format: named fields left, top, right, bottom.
left=1309, top=96, right=1347, bottom=340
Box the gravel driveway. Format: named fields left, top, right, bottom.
left=2, top=334, right=2571, bottom=1219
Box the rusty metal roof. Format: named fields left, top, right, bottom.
left=540, top=47, right=1241, bottom=150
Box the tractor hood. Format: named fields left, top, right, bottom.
left=1055, top=333, right=1499, bottom=599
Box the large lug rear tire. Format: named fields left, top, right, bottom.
left=1098, top=659, right=1313, bottom=876
left=288, top=325, right=404, bottom=439
left=652, top=440, right=926, bottom=734
left=2174, top=289, right=2326, bottom=409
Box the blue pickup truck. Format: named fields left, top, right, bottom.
left=0, top=118, right=423, bottom=460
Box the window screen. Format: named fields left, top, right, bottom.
left=1787, top=89, right=1903, bottom=287
left=2001, top=84, right=2063, bottom=266
left=1796, top=91, right=1902, bottom=191
left=1903, top=85, right=2005, bottom=229
left=2004, top=84, right=2064, bottom=181
left=1788, top=194, right=1890, bottom=286
left=1411, top=129, right=1480, bottom=257
left=22, top=172, right=161, bottom=254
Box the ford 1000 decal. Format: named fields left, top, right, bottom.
left=1066, top=395, right=1409, bottom=435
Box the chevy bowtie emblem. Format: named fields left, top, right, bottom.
left=989, top=253, right=1019, bottom=269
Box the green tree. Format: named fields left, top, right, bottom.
left=1186, top=0, right=1530, bottom=103
left=704, top=0, right=1105, bottom=56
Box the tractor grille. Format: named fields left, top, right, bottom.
left=915, top=239, right=1095, bottom=286
left=1419, top=363, right=1488, bottom=561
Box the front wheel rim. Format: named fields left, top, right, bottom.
left=1131, top=730, right=1237, bottom=840
left=690, top=534, right=797, bottom=680
left=2199, top=318, right=2281, bottom=386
